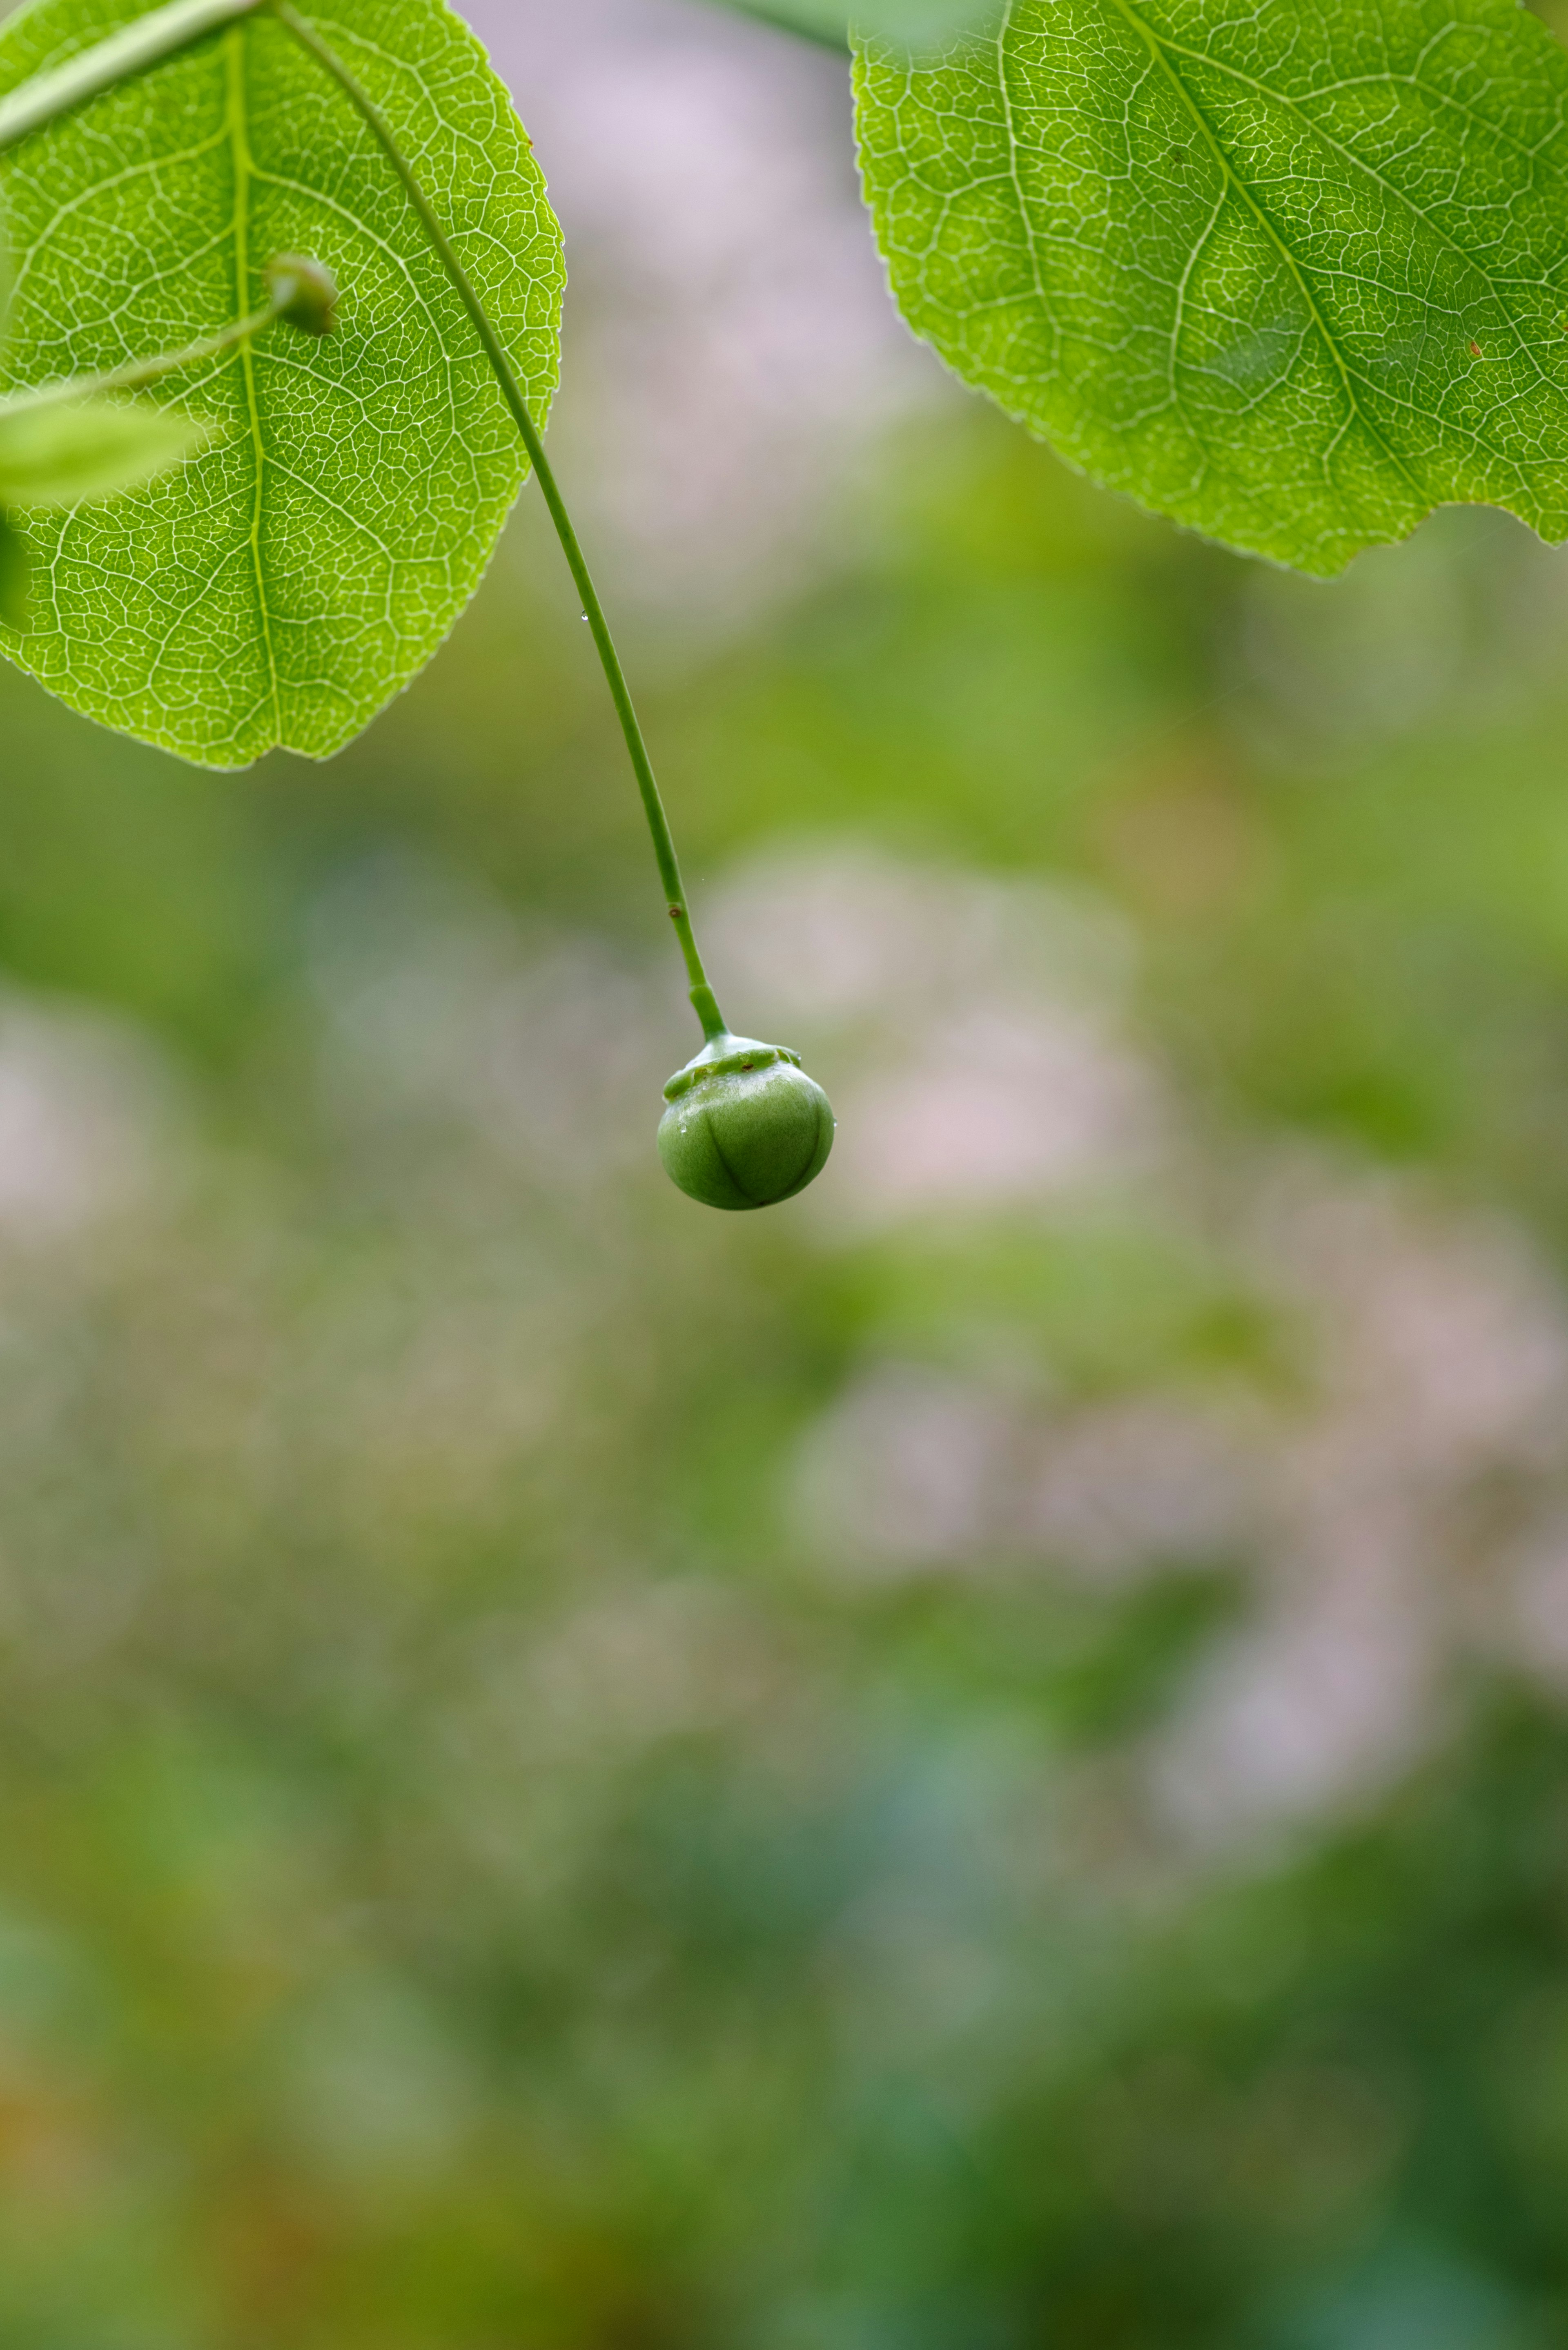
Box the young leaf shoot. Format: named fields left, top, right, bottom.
left=0, top=256, right=327, bottom=627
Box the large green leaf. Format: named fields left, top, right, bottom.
left=0, top=0, right=563, bottom=766
left=854, top=0, right=1568, bottom=575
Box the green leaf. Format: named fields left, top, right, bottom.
left=853, top=0, right=1568, bottom=576
left=0, top=394, right=207, bottom=506
left=0, top=508, right=30, bottom=629
left=0, top=0, right=564, bottom=767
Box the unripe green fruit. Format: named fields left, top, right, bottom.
left=265, top=253, right=340, bottom=337
left=659, top=1034, right=834, bottom=1211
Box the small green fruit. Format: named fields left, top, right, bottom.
left=658, top=1033, right=834, bottom=1211
left=265, top=254, right=340, bottom=337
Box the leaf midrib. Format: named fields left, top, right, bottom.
left=996, top=4, right=1053, bottom=341
left=226, top=18, right=281, bottom=741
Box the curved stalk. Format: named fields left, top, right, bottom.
left=272, top=0, right=729, bottom=1043
left=0, top=0, right=728, bottom=1040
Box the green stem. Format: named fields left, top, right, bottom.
left=703, top=1, right=849, bottom=51
left=0, top=297, right=284, bottom=417
left=0, top=0, right=268, bottom=156
left=270, top=0, right=729, bottom=1045
left=0, top=0, right=726, bottom=1038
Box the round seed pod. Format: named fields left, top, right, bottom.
left=658, top=1033, right=834, bottom=1211
left=265, top=254, right=340, bottom=337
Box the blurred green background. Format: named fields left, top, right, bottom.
left=7, top=1, right=1568, bottom=2342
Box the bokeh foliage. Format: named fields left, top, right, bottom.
left=0, top=378, right=1559, bottom=2341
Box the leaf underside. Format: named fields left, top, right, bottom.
left=0, top=0, right=564, bottom=767
left=854, top=0, right=1568, bottom=575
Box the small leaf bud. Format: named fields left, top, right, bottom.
left=658, top=1033, right=834, bottom=1212
left=265, top=253, right=340, bottom=337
